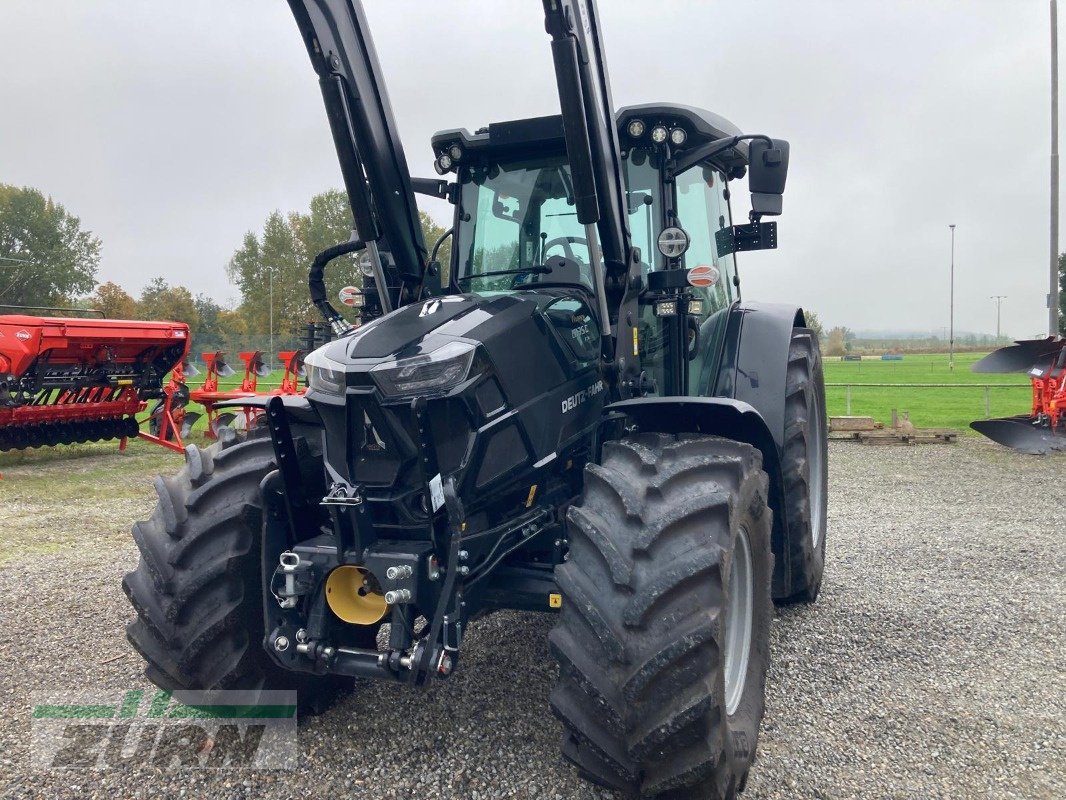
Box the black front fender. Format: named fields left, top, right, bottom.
left=605, top=396, right=794, bottom=597
left=605, top=396, right=776, bottom=465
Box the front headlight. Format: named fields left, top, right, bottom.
left=304, top=349, right=347, bottom=394
left=370, top=341, right=478, bottom=398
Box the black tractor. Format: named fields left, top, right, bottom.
left=122, top=1, right=828, bottom=796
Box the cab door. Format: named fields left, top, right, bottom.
left=673, top=165, right=737, bottom=397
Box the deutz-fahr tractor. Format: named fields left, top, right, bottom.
left=122, top=1, right=828, bottom=796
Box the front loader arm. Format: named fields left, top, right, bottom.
left=542, top=0, right=630, bottom=272
left=288, top=0, right=428, bottom=309
left=542, top=0, right=641, bottom=396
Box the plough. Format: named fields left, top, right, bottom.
left=0, top=314, right=189, bottom=451
left=971, top=336, right=1066, bottom=454
left=138, top=360, right=199, bottom=452
left=139, top=348, right=309, bottom=452
left=192, top=350, right=271, bottom=438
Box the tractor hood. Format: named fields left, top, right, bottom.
left=304, top=287, right=604, bottom=505
left=304, top=290, right=589, bottom=409
left=340, top=296, right=485, bottom=360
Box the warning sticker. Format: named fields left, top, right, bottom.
left=428, top=473, right=445, bottom=513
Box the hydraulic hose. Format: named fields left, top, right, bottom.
left=309, top=233, right=365, bottom=335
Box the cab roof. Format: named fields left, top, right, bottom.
left=430, top=103, right=749, bottom=176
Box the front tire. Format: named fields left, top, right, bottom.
left=551, top=433, right=773, bottom=799
left=122, top=434, right=349, bottom=711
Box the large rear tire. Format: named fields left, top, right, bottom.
left=778, top=327, right=829, bottom=603
left=122, top=434, right=351, bottom=712
left=551, top=433, right=773, bottom=799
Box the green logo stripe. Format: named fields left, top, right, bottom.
left=167, top=704, right=297, bottom=719
left=33, top=704, right=116, bottom=719
left=118, top=690, right=144, bottom=718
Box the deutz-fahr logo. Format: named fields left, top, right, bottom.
left=561, top=379, right=604, bottom=413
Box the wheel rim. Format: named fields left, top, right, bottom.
left=809, top=394, right=827, bottom=548
left=723, top=525, right=753, bottom=716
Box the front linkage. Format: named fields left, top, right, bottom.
left=256, top=396, right=555, bottom=686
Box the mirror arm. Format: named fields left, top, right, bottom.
left=669, top=133, right=775, bottom=176
left=411, top=177, right=450, bottom=199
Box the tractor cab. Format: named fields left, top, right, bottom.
left=427, top=104, right=785, bottom=399
left=429, top=116, right=593, bottom=296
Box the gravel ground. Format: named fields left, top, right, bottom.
left=0, top=438, right=1062, bottom=799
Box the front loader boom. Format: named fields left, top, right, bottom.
left=542, top=0, right=631, bottom=273
left=288, top=0, right=428, bottom=312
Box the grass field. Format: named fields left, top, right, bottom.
left=823, top=352, right=1031, bottom=433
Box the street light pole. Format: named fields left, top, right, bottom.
left=949, top=224, right=956, bottom=370
left=269, top=269, right=274, bottom=370
left=1052, top=0, right=1061, bottom=335
left=991, top=295, right=1007, bottom=340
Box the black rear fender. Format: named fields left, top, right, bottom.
left=605, top=301, right=810, bottom=598
left=713, top=301, right=807, bottom=454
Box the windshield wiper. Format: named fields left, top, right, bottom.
left=457, top=266, right=551, bottom=282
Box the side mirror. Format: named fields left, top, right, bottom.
left=748, top=138, right=789, bottom=217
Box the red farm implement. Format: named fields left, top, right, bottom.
left=138, top=360, right=200, bottom=452
left=971, top=336, right=1066, bottom=454
left=0, top=314, right=189, bottom=451
left=141, top=348, right=308, bottom=452
left=191, top=350, right=273, bottom=437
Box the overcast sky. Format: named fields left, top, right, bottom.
left=0, top=0, right=1059, bottom=338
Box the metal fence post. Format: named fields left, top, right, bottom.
left=984, top=385, right=991, bottom=419
left=846, top=385, right=852, bottom=415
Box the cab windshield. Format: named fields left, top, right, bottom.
left=455, top=156, right=593, bottom=294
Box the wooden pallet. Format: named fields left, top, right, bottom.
left=828, top=416, right=881, bottom=432
left=832, top=428, right=958, bottom=445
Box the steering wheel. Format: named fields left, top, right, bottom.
left=543, top=236, right=588, bottom=261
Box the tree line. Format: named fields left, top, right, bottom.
left=1, top=183, right=448, bottom=352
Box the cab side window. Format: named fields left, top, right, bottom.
left=675, top=166, right=735, bottom=317
left=675, top=166, right=736, bottom=397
